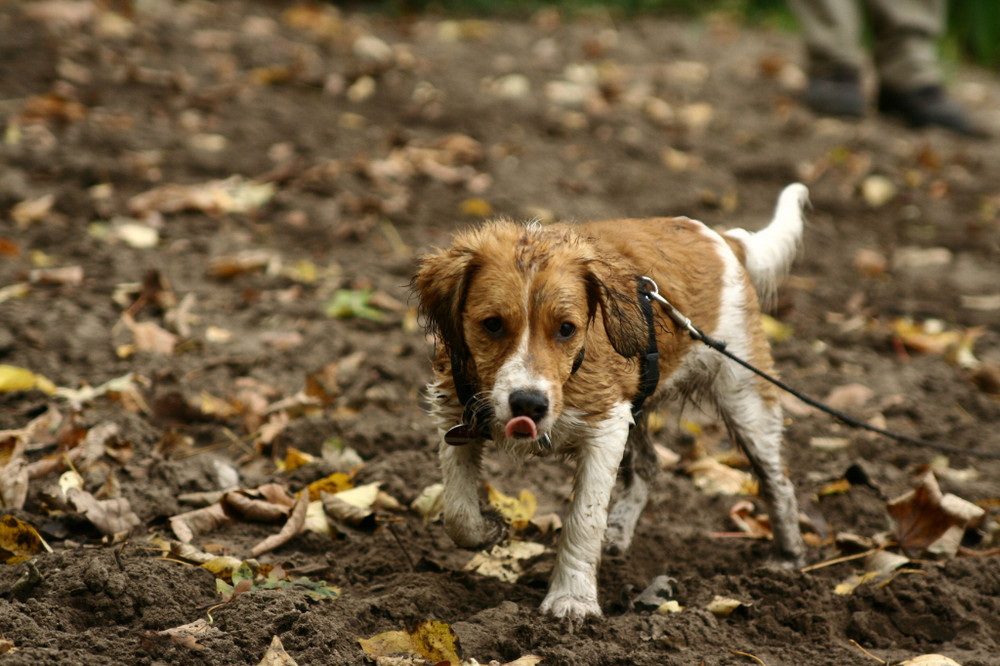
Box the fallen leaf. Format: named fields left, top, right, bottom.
left=128, top=176, right=275, bottom=217
left=725, top=500, right=772, bottom=539
left=250, top=489, right=309, bottom=557
left=760, top=314, right=793, bottom=342
left=305, top=472, right=353, bottom=501
left=170, top=503, right=232, bottom=543
left=222, top=491, right=290, bottom=523
left=67, top=488, right=141, bottom=537
left=860, top=174, right=896, bottom=208
left=464, top=541, right=546, bottom=583
left=834, top=550, right=913, bottom=595
left=809, top=437, right=852, bottom=453
left=824, top=384, right=874, bottom=410
left=11, top=194, right=55, bottom=227
left=706, top=595, right=751, bottom=617
left=324, top=288, right=383, bottom=321
left=156, top=619, right=219, bottom=652
left=411, top=483, right=444, bottom=523
left=896, top=656, right=963, bottom=666
left=359, top=619, right=463, bottom=666
left=281, top=447, right=315, bottom=473
left=29, top=265, right=84, bottom=286
left=0, top=365, right=57, bottom=395
left=320, top=491, right=376, bottom=530
left=888, top=472, right=985, bottom=559
left=257, top=635, right=299, bottom=666
left=0, top=515, right=52, bottom=564
left=486, top=484, right=537, bottom=530
left=685, top=456, right=756, bottom=496
left=122, top=314, right=179, bottom=355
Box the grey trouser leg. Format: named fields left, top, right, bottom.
left=789, top=0, right=945, bottom=88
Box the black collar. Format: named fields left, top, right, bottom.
left=444, top=279, right=660, bottom=445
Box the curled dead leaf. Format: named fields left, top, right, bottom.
left=888, top=472, right=985, bottom=559
left=250, top=490, right=309, bottom=557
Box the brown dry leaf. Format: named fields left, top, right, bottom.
left=11, top=194, right=55, bottom=227
left=359, top=619, right=462, bottom=666
left=122, top=314, right=178, bottom=355
left=896, top=656, right=963, bottom=666
left=250, top=489, right=308, bottom=557
left=486, top=484, right=537, bottom=531
left=170, top=503, right=232, bottom=543
left=29, top=265, right=84, bottom=286
left=69, top=421, right=119, bottom=472
left=464, top=541, right=546, bottom=583
left=0, top=515, right=52, bottom=564
left=824, top=383, right=874, bottom=410
left=320, top=491, right=376, bottom=530
left=834, top=550, right=912, bottom=595
left=0, top=637, right=15, bottom=653
left=67, top=488, right=141, bottom=537
left=222, top=491, right=290, bottom=523
left=206, top=250, right=275, bottom=279
left=888, top=472, right=985, bottom=559
left=685, top=456, right=756, bottom=496
left=724, top=500, right=772, bottom=539
left=257, top=635, right=299, bottom=666
left=128, top=176, right=275, bottom=218
left=56, top=372, right=150, bottom=412
left=255, top=483, right=297, bottom=509
left=156, top=618, right=220, bottom=652
left=890, top=319, right=981, bottom=358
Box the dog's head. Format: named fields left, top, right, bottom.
left=414, top=220, right=647, bottom=445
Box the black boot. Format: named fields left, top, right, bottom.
left=877, top=84, right=988, bottom=137
left=802, top=68, right=866, bottom=118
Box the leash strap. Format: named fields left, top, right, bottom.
left=632, top=280, right=662, bottom=423
left=638, top=276, right=1000, bottom=460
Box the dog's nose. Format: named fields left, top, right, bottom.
left=509, top=390, right=549, bottom=423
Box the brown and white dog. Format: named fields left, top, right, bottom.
left=414, top=183, right=809, bottom=620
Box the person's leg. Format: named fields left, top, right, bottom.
left=787, top=0, right=867, bottom=116
left=868, top=0, right=986, bottom=136
left=868, top=0, right=944, bottom=89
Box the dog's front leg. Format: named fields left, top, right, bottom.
left=439, top=438, right=506, bottom=549
left=541, top=404, right=631, bottom=620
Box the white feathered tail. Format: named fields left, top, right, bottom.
left=724, top=183, right=809, bottom=306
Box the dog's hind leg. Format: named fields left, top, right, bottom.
left=604, top=413, right=658, bottom=556
left=713, top=377, right=805, bottom=567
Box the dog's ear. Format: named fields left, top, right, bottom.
left=413, top=245, right=480, bottom=353
left=583, top=260, right=648, bottom=359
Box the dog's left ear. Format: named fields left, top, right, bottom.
left=412, top=245, right=479, bottom=353
left=582, top=260, right=649, bottom=359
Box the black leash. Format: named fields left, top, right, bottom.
left=639, top=276, right=1000, bottom=460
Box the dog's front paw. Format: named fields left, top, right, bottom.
left=540, top=592, right=602, bottom=620
left=445, top=505, right=508, bottom=550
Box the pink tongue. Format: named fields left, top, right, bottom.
left=505, top=416, right=538, bottom=439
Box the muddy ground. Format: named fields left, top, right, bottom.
left=2, top=2, right=1000, bottom=665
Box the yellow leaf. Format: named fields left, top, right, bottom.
left=818, top=478, right=852, bottom=496
left=834, top=571, right=880, bottom=595
left=358, top=630, right=413, bottom=659
left=201, top=556, right=245, bottom=579
left=408, top=619, right=462, bottom=665
left=333, top=482, right=381, bottom=509
left=410, top=483, right=444, bottom=524
left=760, top=314, right=793, bottom=342
left=305, top=472, right=352, bottom=501
left=706, top=595, right=750, bottom=617
left=0, top=515, right=52, bottom=565
left=282, top=447, right=315, bottom=474
left=486, top=483, right=537, bottom=530
left=460, top=197, right=493, bottom=217
left=0, top=365, right=56, bottom=395
left=658, top=600, right=685, bottom=614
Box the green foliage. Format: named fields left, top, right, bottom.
left=946, top=0, right=1000, bottom=67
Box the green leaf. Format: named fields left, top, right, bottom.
left=324, top=289, right=383, bottom=321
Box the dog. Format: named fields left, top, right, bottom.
left=414, top=183, right=809, bottom=620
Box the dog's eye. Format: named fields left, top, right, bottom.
left=482, top=317, right=504, bottom=336
left=557, top=322, right=577, bottom=340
